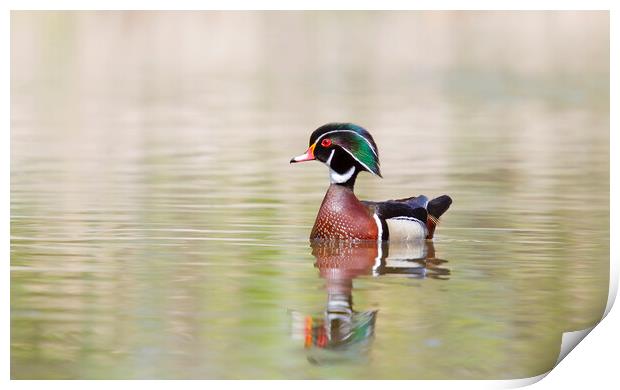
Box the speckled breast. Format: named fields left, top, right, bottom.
left=310, top=184, right=379, bottom=240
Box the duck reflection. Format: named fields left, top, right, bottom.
left=293, top=240, right=449, bottom=364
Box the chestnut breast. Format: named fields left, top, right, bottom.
left=310, top=184, right=379, bottom=240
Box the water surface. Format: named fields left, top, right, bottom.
left=11, top=11, right=609, bottom=379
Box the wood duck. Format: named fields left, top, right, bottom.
left=290, top=123, right=452, bottom=241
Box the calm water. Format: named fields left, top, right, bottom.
left=11, top=11, right=609, bottom=379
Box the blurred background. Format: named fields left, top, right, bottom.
left=11, top=11, right=609, bottom=379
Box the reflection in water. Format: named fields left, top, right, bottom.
left=293, top=240, right=449, bottom=364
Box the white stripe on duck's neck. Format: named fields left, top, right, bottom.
left=326, top=149, right=357, bottom=184
left=329, top=166, right=356, bottom=184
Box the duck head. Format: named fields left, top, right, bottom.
left=290, top=123, right=381, bottom=188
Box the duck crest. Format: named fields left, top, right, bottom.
left=310, top=184, right=378, bottom=241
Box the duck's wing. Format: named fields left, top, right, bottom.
left=362, top=195, right=429, bottom=221
left=363, top=200, right=428, bottom=222
left=361, top=200, right=428, bottom=240
left=366, top=194, right=452, bottom=220
left=362, top=195, right=452, bottom=240
left=388, top=195, right=429, bottom=210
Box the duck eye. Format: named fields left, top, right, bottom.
left=321, top=138, right=332, bottom=147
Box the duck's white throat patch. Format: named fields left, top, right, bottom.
left=329, top=166, right=356, bottom=184
left=325, top=149, right=356, bottom=184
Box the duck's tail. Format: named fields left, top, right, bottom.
left=425, top=195, right=452, bottom=239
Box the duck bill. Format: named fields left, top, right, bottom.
left=290, top=144, right=316, bottom=163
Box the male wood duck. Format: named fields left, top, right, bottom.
left=290, top=123, right=452, bottom=241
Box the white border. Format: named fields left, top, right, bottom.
left=3, top=2, right=617, bottom=389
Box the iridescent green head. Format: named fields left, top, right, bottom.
left=290, top=123, right=381, bottom=186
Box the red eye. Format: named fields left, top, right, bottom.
left=321, top=138, right=332, bottom=147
